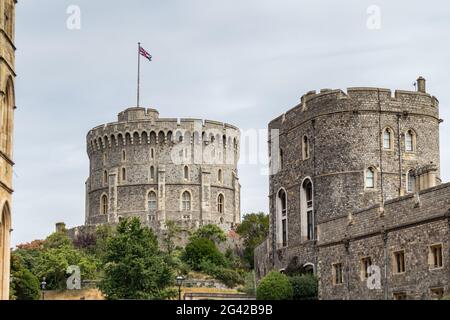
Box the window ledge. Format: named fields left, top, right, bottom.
left=429, top=266, right=444, bottom=271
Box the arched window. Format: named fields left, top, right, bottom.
left=365, top=167, right=375, bottom=189
left=121, top=167, right=126, bottom=182
left=301, top=179, right=314, bottom=241
left=147, top=191, right=157, bottom=211
left=150, top=166, right=155, bottom=180
left=302, top=136, right=310, bottom=160
left=184, top=166, right=189, bottom=180
left=407, top=170, right=416, bottom=193
left=383, top=128, right=393, bottom=150
left=1, top=79, right=14, bottom=154
left=103, top=170, right=108, bottom=185
left=405, top=130, right=415, bottom=152
left=276, top=189, right=288, bottom=248
left=101, top=195, right=108, bottom=215
left=182, top=191, right=191, bottom=211
left=218, top=169, right=223, bottom=183
left=217, top=194, right=224, bottom=213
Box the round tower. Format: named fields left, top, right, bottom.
left=269, top=79, right=440, bottom=252
left=86, top=107, right=241, bottom=234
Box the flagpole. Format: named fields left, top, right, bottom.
left=137, top=42, right=141, bottom=107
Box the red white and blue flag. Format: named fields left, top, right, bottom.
left=139, top=46, right=152, bottom=62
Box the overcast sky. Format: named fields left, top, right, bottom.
left=12, top=0, right=450, bottom=246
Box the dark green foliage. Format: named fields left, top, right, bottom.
left=10, top=253, right=40, bottom=300
left=289, top=274, right=318, bottom=300
left=99, top=218, right=175, bottom=300
left=236, top=212, right=269, bottom=269
left=199, top=260, right=244, bottom=288
left=190, top=224, right=227, bottom=245
left=256, top=271, right=293, bottom=300
left=182, top=238, right=226, bottom=270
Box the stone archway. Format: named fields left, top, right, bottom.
left=0, top=202, right=11, bottom=300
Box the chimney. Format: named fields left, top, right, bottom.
left=416, top=76, right=426, bottom=93
left=55, top=222, right=66, bottom=233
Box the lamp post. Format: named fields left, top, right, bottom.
left=176, top=276, right=185, bottom=301
left=40, top=277, right=47, bottom=301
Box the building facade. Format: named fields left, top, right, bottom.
left=255, top=78, right=450, bottom=299
left=85, top=107, right=241, bottom=236
left=0, top=0, right=16, bottom=301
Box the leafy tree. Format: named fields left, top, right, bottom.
left=43, top=230, right=73, bottom=249
left=182, top=238, right=226, bottom=271
left=289, top=274, right=318, bottom=300
left=10, top=253, right=40, bottom=300
left=73, top=232, right=97, bottom=253
left=31, top=231, right=100, bottom=289
left=256, top=271, right=293, bottom=300
left=162, top=220, right=182, bottom=254
left=93, top=224, right=115, bottom=259
left=190, top=224, right=227, bottom=245
left=99, top=218, right=175, bottom=300
left=34, top=246, right=99, bottom=290
left=236, top=212, right=269, bottom=269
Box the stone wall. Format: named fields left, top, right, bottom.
left=0, top=0, right=16, bottom=301
left=318, top=183, right=450, bottom=300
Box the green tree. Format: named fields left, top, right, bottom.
left=182, top=238, right=226, bottom=271
left=9, top=253, right=40, bottom=300
left=43, top=230, right=73, bottom=249
left=236, top=212, right=269, bottom=269
left=289, top=274, right=318, bottom=300
left=32, top=231, right=99, bottom=290
left=99, top=218, right=175, bottom=300
left=257, top=271, right=293, bottom=300
left=162, top=220, right=182, bottom=254
left=190, top=224, right=227, bottom=245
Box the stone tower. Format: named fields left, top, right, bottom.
left=0, top=0, right=16, bottom=300
left=85, top=107, right=241, bottom=239
left=255, top=78, right=441, bottom=278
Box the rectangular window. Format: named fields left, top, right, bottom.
left=307, top=210, right=314, bottom=240
left=429, top=244, right=443, bottom=269
left=282, top=219, right=287, bottom=247
left=430, top=288, right=444, bottom=300
left=393, top=292, right=407, bottom=300
left=332, top=263, right=344, bottom=285
left=360, top=257, right=373, bottom=280
left=393, top=251, right=406, bottom=274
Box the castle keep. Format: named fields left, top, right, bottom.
left=85, top=107, right=241, bottom=235
left=255, top=78, right=450, bottom=299
left=0, top=0, right=16, bottom=300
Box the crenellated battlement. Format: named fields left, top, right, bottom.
left=87, top=107, right=240, bottom=154
left=271, top=78, right=440, bottom=130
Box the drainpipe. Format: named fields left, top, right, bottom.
left=377, top=89, right=385, bottom=205
left=382, top=228, right=389, bottom=300
left=397, top=114, right=403, bottom=196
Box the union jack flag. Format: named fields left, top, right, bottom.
left=139, top=46, right=152, bottom=61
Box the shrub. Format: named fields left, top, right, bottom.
left=10, top=254, right=40, bottom=300
left=182, top=238, right=226, bottom=270
left=256, top=271, right=293, bottom=300
left=240, top=271, right=256, bottom=296
left=289, top=274, right=318, bottom=300
left=198, top=260, right=244, bottom=288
